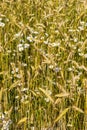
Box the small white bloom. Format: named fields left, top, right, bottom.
left=21, top=88, right=28, bottom=92
left=16, top=74, right=21, bottom=79
left=15, top=68, right=19, bottom=73
left=15, top=96, right=19, bottom=99
left=68, top=68, right=73, bottom=71
left=44, top=41, right=48, bottom=44
left=74, top=38, right=78, bottom=42
left=27, top=36, right=33, bottom=42
left=18, top=46, right=24, bottom=52
left=2, top=119, right=12, bottom=130
left=50, top=42, right=60, bottom=47
left=49, top=65, right=54, bottom=69
left=55, top=30, right=59, bottom=33
left=11, top=71, right=15, bottom=74
left=17, top=43, right=23, bottom=48
left=84, top=53, right=87, bottom=58
left=0, top=18, right=2, bottom=21
left=78, top=48, right=81, bottom=52
left=79, top=53, right=84, bottom=56
left=21, top=95, right=28, bottom=102
left=24, top=43, right=30, bottom=49
left=78, top=26, right=84, bottom=31
left=17, top=44, right=24, bottom=52
left=80, top=21, right=85, bottom=25
left=0, top=22, right=5, bottom=27
left=18, top=83, right=22, bottom=86
left=44, top=98, right=50, bottom=102
left=12, top=53, right=15, bottom=56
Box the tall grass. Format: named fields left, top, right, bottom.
left=0, top=0, right=87, bottom=130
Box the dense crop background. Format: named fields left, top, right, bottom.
left=0, top=0, right=87, bottom=130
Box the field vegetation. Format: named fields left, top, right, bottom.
left=0, top=0, right=87, bottom=130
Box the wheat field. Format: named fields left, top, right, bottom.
left=0, top=0, right=87, bottom=130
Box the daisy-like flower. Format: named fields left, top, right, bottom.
left=27, top=35, right=33, bottom=42
left=0, top=21, right=5, bottom=27
left=24, top=43, right=30, bottom=49
left=17, top=44, right=24, bottom=52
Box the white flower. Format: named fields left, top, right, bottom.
left=44, top=98, right=50, bottom=102
left=15, top=96, right=19, bottom=99
left=21, top=88, right=28, bottom=92
left=16, top=74, right=21, bottom=79
left=49, top=65, right=54, bottom=69
left=68, top=68, right=73, bottom=71
left=78, top=26, right=84, bottom=31
left=21, top=95, right=28, bottom=102
left=80, top=21, right=85, bottom=25
left=44, top=41, right=48, bottom=44
left=15, top=68, right=19, bottom=73
left=2, top=119, right=12, bottom=130
left=84, top=53, right=87, bottom=58
left=79, top=53, right=84, bottom=56
left=11, top=71, right=15, bottom=74
left=74, top=38, right=78, bottom=42
left=17, top=44, right=24, bottom=52
left=17, top=44, right=23, bottom=48
left=0, top=22, right=5, bottom=27
left=18, top=46, right=24, bottom=52
left=24, top=43, right=30, bottom=49
left=0, top=18, right=2, bottom=21
left=27, top=36, right=33, bottom=42
left=50, top=42, right=60, bottom=47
